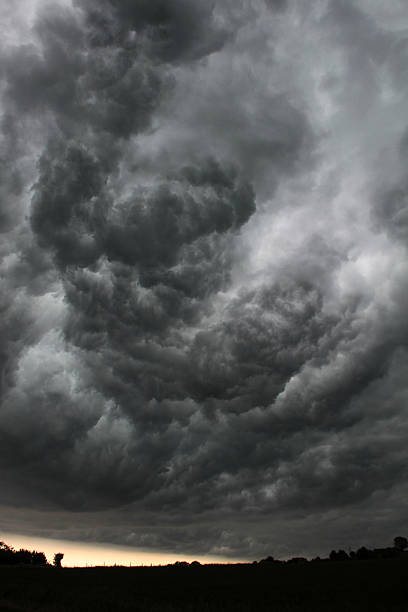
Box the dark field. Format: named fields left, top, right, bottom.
left=1, top=559, right=407, bottom=612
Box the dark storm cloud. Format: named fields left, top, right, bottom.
left=187, top=281, right=331, bottom=404
left=161, top=74, right=314, bottom=202
left=2, top=0, right=222, bottom=136
left=78, top=0, right=229, bottom=63
left=103, top=160, right=255, bottom=269
left=377, top=181, right=408, bottom=244
left=0, top=114, right=24, bottom=233
left=30, top=142, right=106, bottom=268
left=373, top=132, right=408, bottom=246
left=1, top=0, right=408, bottom=561
left=31, top=149, right=255, bottom=314
left=16, top=152, right=256, bottom=510
left=0, top=0, right=257, bottom=516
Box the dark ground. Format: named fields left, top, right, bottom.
left=0, top=558, right=407, bottom=611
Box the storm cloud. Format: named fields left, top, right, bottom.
left=1, top=0, right=408, bottom=560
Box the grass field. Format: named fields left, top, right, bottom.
left=0, top=558, right=407, bottom=611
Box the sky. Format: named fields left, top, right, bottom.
left=1, top=0, right=408, bottom=565
left=1, top=532, right=233, bottom=566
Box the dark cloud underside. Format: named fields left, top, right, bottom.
left=1, top=0, right=408, bottom=559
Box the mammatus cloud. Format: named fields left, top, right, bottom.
left=1, top=0, right=408, bottom=560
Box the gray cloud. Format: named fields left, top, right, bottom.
left=1, top=0, right=408, bottom=561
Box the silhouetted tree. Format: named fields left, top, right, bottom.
left=355, top=546, right=375, bottom=560
left=0, top=541, right=14, bottom=565
left=330, top=550, right=349, bottom=561
left=53, top=553, right=64, bottom=568
left=15, top=549, right=32, bottom=565
left=373, top=547, right=399, bottom=559
left=0, top=542, right=47, bottom=566
left=393, top=536, right=407, bottom=551
left=31, top=551, right=47, bottom=565
left=259, top=555, right=275, bottom=565
left=174, top=561, right=189, bottom=568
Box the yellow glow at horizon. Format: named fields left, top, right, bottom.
left=1, top=533, right=242, bottom=567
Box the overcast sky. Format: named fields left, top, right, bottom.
left=1, top=0, right=408, bottom=561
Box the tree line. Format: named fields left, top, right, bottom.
left=257, top=536, right=408, bottom=565
left=327, top=536, right=407, bottom=563
left=0, top=542, right=63, bottom=567
left=0, top=536, right=406, bottom=568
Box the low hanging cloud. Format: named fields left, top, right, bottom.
left=1, top=0, right=408, bottom=560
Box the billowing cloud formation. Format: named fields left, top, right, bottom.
left=1, top=0, right=408, bottom=560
